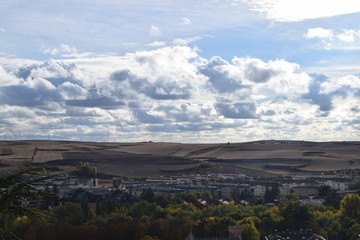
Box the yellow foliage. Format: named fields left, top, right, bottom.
left=269, top=206, right=280, bottom=214
left=203, top=216, right=218, bottom=222
left=15, top=215, right=29, bottom=222
left=165, top=207, right=179, bottom=213
left=186, top=203, right=197, bottom=212
left=312, top=210, right=335, bottom=217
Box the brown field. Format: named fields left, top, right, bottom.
left=0, top=140, right=360, bottom=177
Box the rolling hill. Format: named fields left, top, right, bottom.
left=1, top=140, right=360, bottom=177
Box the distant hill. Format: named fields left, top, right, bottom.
left=1, top=140, right=360, bottom=177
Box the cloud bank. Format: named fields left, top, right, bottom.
left=0, top=46, right=358, bottom=142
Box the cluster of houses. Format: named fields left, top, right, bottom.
left=124, top=173, right=354, bottom=204
left=19, top=171, right=356, bottom=208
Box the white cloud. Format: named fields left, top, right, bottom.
left=149, top=25, right=161, bottom=36
left=0, top=65, right=21, bottom=86
left=0, top=27, right=5, bottom=33
left=241, top=0, right=360, bottom=22
left=305, top=28, right=360, bottom=50
left=180, top=17, right=191, bottom=25
left=146, top=41, right=167, bottom=47
left=305, top=28, right=334, bottom=39
left=58, top=81, right=88, bottom=100
left=43, top=44, right=78, bottom=56
left=320, top=75, right=360, bottom=94
left=0, top=46, right=358, bottom=142
left=337, top=29, right=360, bottom=43
left=172, top=36, right=201, bottom=45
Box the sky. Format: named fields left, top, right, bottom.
left=0, top=0, right=359, bottom=143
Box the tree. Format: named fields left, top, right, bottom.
left=154, top=194, right=170, bottom=208
left=112, top=177, right=123, bottom=188
left=280, top=200, right=311, bottom=229
left=129, top=200, right=158, bottom=219
left=348, top=223, right=360, bottom=240
left=241, top=224, right=260, bottom=240
left=140, top=188, right=156, bottom=203
left=52, top=202, right=85, bottom=225
left=217, top=216, right=236, bottom=237
left=75, top=162, right=97, bottom=178
left=174, top=192, right=197, bottom=204
left=0, top=168, right=49, bottom=240
left=81, top=198, right=90, bottom=220
left=318, top=185, right=341, bottom=208
left=100, top=197, right=117, bottom=215
left=264, top=184, right=280, bottom=203
left=339, top=194, right=360, bottom=220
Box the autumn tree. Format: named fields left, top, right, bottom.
left=339, top=194, right=360, bottom=220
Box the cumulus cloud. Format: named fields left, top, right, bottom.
left=198, top=56, right=245, bottom=93
left=0, top=65, right=21, bottom=86
left=149, top=25, right=161, bottom=36
left=241, top=0, right=360, bottom=22
left=305, top=28, right=334, bottom=39
left=305, top=28, right=360, bottom=50
left=198, top=56, right=311, bottom=98
left=0, top=46, right=358, bottom=142
left=320, top=75, right=360, bottom=94
left=132, top=109, right=165, bottom=124
left=215, top=102, right=257, bottom=119
left=337, top=29, right=360, bottom=43
left=302, top=74, right=334, bottom=113
left=43, top=44, right=78, bottom=56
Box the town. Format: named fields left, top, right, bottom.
left=22, top=169, right=357, bottom=209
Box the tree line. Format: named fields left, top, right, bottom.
left=1, top=169, right=360, bottom=240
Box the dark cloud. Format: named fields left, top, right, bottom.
left=65, top=108, right=97, bottom=117
left=65, top=97, right=125, bottom=109
left=138, top=81, right=191, bottom=100
left=132, top=109, right=164, bottom=124
left=215, top=102, right=256, bottom=119
left=244, top=61, right=276, bottom=83
left=351, top=106, right=359, bottom=113
left=15, top=65, right=34, bottom=79
left=260, top=110, right=276, bottom=116
left=111, top=70, right=131, bottom=82
left=0, top=85, right=60, bottom=107
left=111, top=70, right=192, bottom=100
left=199, top=57, right=244, bottom=93
left=302, top=74, right=333, bottom=112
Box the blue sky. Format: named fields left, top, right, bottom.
left=0, top=0, right=359, bottom=142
